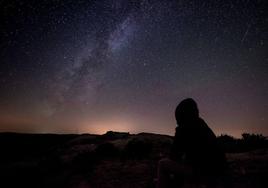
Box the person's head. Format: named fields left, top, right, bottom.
left=175, top=98, right=199, bottom=124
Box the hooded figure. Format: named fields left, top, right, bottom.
left=157, top=98, right=227, bottom=188
left=171, top=98, right=226, bottom=175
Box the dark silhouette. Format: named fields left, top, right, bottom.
left=157, top=98, right=227, bottom=188
left=123, top=138, right=153, bottom=159
left=218, top=133, right=268, bottom=153
left=0, top=131, right=267, bottom=187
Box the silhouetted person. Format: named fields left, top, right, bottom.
left=157, top=98, right=227, bottom=188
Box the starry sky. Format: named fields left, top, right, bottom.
left=0, top=0, right=267, bottom=137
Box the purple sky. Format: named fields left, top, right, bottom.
left=0, top=0, right=267, bottom=137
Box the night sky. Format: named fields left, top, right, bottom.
left=0, top=0, right=267, bottom=137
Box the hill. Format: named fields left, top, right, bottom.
left=0, top=131, right=267, bottom=188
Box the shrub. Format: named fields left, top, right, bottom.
left=95, top=142, right=119, bottom=158
left=123, top=138, right=153, bottom=159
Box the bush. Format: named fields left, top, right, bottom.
left=241, top=133, right=267, bottom=150
left=217, top=133, right=268, bottom=153
left=123, top=138, right=153, bottom=159
left=95, top=142, right=119, bottom=158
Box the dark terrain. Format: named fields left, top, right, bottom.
left=0, top=132, right=267, bottom=188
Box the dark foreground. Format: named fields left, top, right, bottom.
left=0, top=132, right=267, bottom=188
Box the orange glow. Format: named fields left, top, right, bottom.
left=80, top=117, right=136, bottom=134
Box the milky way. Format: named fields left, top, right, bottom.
left=0, top=0, right=267, bottom=137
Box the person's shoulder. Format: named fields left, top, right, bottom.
left=198, top=118, right=217, bottom=135
left=197, top=117, right=207, bottom=126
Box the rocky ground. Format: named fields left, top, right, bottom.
left=0, top=132, right=267, bottom=188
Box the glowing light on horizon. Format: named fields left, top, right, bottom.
left=80, top=117, right=136, bottom=135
